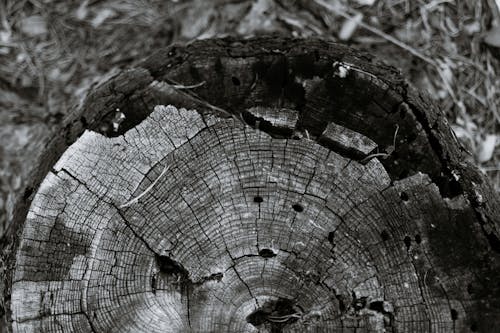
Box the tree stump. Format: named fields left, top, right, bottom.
left=2, top=37, right=500, bottom=332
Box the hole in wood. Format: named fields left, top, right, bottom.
left=23, top=187, right=33, bottom=201
left=450, top=308, right=458, bottom=320
left=398, top=102, right=409, bottom=119
left=254, top=196, right=263, bottom=203
left=151, top=275, right=156, bottom=294
left=314, top=49, right=320, bottom=61
left=246, top=309, right=268, bottom=327
left=231, top=76, right=241, bottom=86
left=292, top=203, right=303, bottom=212
left=208, top=272, right=223, bottom=281
left=381, top=230, right=390, bottom=241
left=196, top=272, right=224, bottom=284
left=434, top=175, right=463, bottom=198
left=335, top=294, right=346, bottom=312
left=470, top=322, right=477, bottom=331
left=486, top=232, right=500, bottom=254
left=259, top=248, right=276, bottom=258
left=327, top=231, right=335, bottom=246
left=156, top=254, right=188, bottom=277
left=352, top=293, right=367, bottom=311
left=368, top=301, right=384, bottom=312
left=400, top=192, right=409, bottom=201
left=415, top=234, right=422, bottom=244
left=80, top=116, right=88, bottom=127
left=246, top=298, right=299, bottom=329
left=95, top=106, right=150, bottom=138
left=403, top=236, right=412, bottom=250
left=467, top=283, right=473, bottom=295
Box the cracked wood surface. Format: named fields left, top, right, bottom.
left=2, top=37, right=500, bottom=332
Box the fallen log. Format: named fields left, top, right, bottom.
left=1, top=37, right=499, bottom=332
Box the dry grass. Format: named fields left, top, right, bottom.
left=0, top=0, right=499, bottom=236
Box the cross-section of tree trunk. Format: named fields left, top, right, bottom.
left=1, top=37, right=499, bottom=333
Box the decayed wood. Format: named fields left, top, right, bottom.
left=2, top=37, right=500, bottom=333
left=243, top=107, right=299, bottom=135
left=319, top=121, right=378, bottom=158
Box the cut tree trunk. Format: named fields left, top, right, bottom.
left=1, top=37, right=500, bottom=333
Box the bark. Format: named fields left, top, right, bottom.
left=1, top=36, right=499, bottom=333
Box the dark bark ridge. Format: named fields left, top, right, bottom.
left=1, top=37, right=499, bottom=332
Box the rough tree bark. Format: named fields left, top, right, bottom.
left=1, top=37, right=500, bottom=332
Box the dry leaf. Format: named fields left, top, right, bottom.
left=18, top=15, right=48, bottom=37
left=437, top=59, right=454, bottom=87
left=464, top=21, right=480, bottom=35
left=477, top=134, right=497, bottom=163
left=91, top=9, right=116, bottom=28
left=339, top=13, right=363, bottom=41
left=444, top=17, right=459, bottom=37
left=0, top=30, right=10, bottom=54
left=0, top=30, right=11, bottom=43
left=237, top=0, right=277, bottom=35
left=75, top=0, right=90, bottom=21
left=484, top=26, right=500, bottom=48
left=354, top=0, right=376, bottom=6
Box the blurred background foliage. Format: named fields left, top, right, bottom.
left=0, top=0, right=499, bottom=237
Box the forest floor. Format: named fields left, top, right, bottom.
left=0, top=0, right=499, bottom=237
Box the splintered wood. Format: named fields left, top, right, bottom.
left=319, top=121, right=377, bottom=157
left=243, top=107, right=299, bottom=134
left=10, top=105, right=487, bottom=332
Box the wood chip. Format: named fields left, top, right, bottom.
left=319, top=121, right=377, bottom=156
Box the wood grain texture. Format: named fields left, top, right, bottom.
left=2, top=37, right=499, bottom=333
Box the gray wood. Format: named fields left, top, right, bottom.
left=319, top=121, right=378, bottom=157
left=2, top=37, right=499, bottom=333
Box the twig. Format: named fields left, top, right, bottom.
left=360, top=124, right=399, bottom=163
left=481, top=166, right=500, bottom=172
left=171, top=81, right=206, bottom=89
left=392, top=124, right=399, bottom=148
left=423, top=0, right=454, bottom=11
left=360, top=152, right=391, bottom=163
left=119, top=164, right=170, bottom=208
left=435, top=66, right=458, bottom=103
